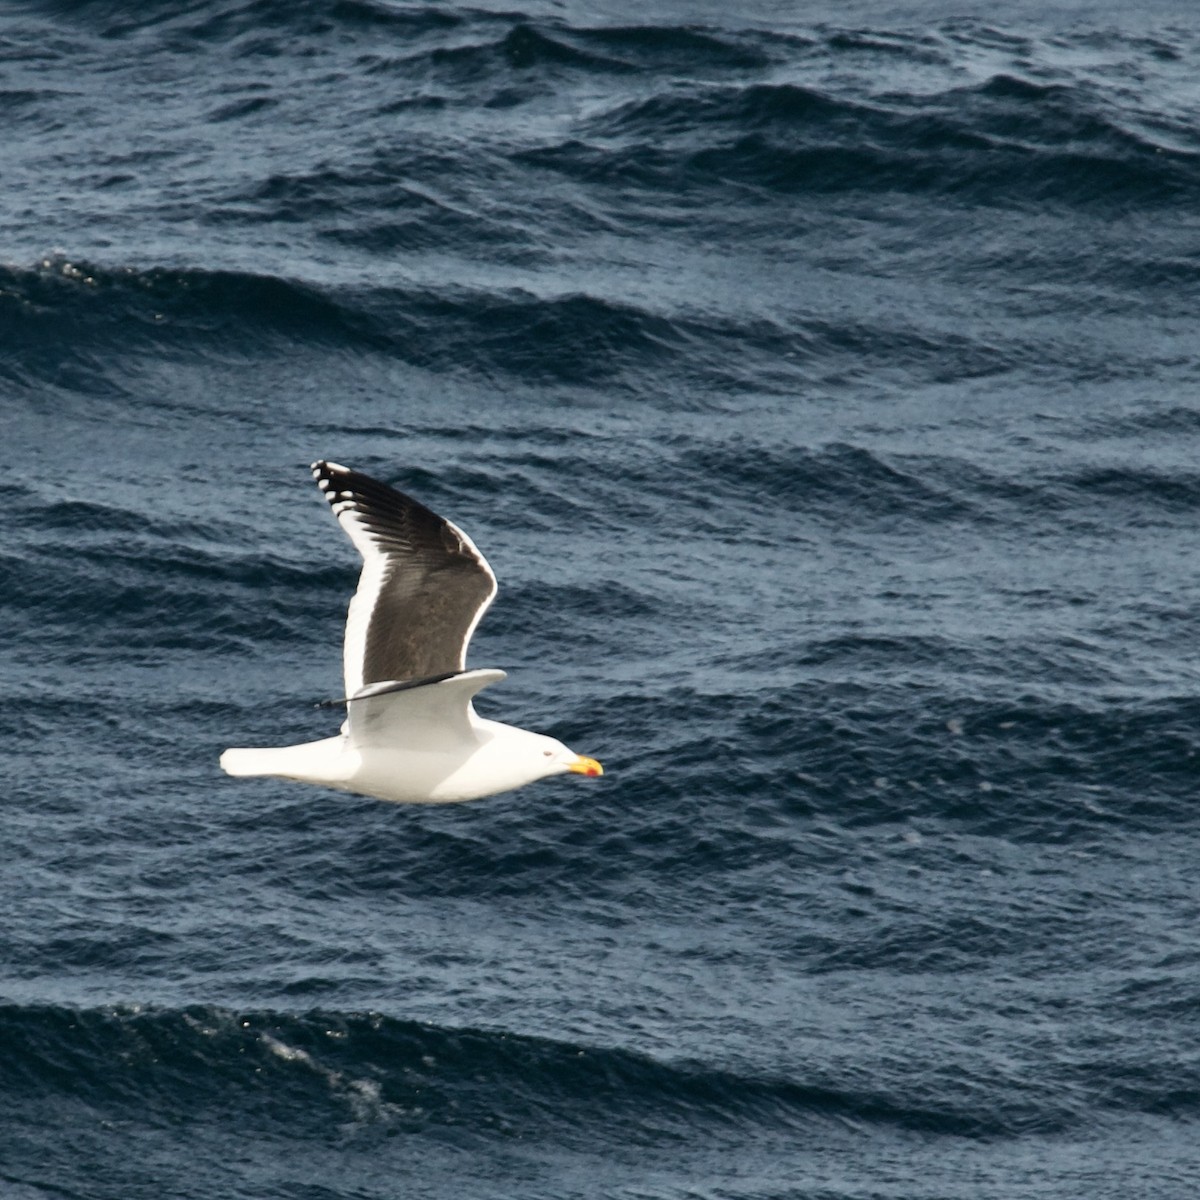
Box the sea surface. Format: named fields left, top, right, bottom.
left=4, top=0, right=1200, bottom=1196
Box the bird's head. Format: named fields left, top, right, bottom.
left=539, top=736, right=604, bottom=780
left=468, top=727, right=604, bottom=796
left=508, top=730, right=603, bottom=781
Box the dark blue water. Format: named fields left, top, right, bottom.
left=4, top=0, right=1200, bottom=1196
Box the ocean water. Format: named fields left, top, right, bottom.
left=4, top=0, right=1200, bottom=1196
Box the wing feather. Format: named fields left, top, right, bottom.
left=311, top=461, right=498, bottom=696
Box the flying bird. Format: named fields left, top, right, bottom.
left=220, top=461, right=603, bottom=802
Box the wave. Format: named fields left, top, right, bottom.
left=3, top=1000, right=1181, bottom=1143
left=530, top=71, right=1200, bottom=209
left=650, top=438, right=1200, bottom=537
left=25, top=0, right=466, bottom=41
left=680, top=442, right=980, bottom=527
left=27, top=2, right=1198, bottom=218
left=0, top=1001, right=886, bottom=1137
left=42, top=2, right=782, bottom=73
left=0, top=257, right=840, bottom=392
left=0, top=258, right=385, bottom=361
left=4, top=252, right=1044, bottom=399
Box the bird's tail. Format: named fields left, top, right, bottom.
left=219, top=736, right=348, bottom=785
left=219, top=747, right=285, bottom=778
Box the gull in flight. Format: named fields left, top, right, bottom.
left=221, top=461, right=603, bottom=802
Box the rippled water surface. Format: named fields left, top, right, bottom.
left=4, top=1, right=1200, bottom=1197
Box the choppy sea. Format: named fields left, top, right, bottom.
left=4, top=0, right=1200, bottom=1196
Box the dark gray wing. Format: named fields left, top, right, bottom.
left=311, top=461, right=498, bottom=696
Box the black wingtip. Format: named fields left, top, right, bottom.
left=311, top=460, right=362, bottom=516
left=311, top=460, right=350, bottom=485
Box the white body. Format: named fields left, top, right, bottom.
left=221, top=670, right=586, bottom=803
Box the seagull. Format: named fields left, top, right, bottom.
left=220, top=461, right=603, bottom=803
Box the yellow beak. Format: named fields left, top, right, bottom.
left=567, top=755, right=604, bottom=778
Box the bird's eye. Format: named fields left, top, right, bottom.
left=543, top=749, right=553, bottom=757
